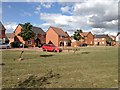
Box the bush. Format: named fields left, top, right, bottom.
left=10, top=42, right=28, bottom=48
left=10, top=42, right=21, bottom=48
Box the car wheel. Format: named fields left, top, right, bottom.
left=53, top=49, right=56, bottom=52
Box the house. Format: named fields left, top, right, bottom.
left=6, top=33, right=14, bottom=44
left=94, top=34, right=109, bottom=46
left=0, top=22, right=6, bottom=44
left=109, top=35, right=116, bottom=46
left=79, top=32, right=94, bottom=45
left=116, top=32, right=120, bottom=47
left=46, top=26, right=71, bottom=47
left=14, top=24, right=46, bottom=47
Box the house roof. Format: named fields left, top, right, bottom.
left=80, top=32, right=91, bottom=37
left=94, top=34, right=108, bottom=38
left=50, top=26, right=69, bottom=37
left=110, top=35, right=116, bottom=39
left=117, top=32, right=120, bottom=36
left=6, top=33, right=14, bottom=38
left=0, top=22, right=6, bottom=31
left=19, top=24, right=45, bottom=35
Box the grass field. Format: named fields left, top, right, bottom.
left=2, top=46, right=118, bottom=88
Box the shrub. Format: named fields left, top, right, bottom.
left=10, top=42, right=28, bottom=48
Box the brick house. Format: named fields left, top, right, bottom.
left=109, top=35, right=116, bottom=46
left=116, top=32, right=120, bottom=47
left=94, top=34, right=109, bottom=46
left=14, top=24, right=46, bottom=47
left=0, top=22, right=6, bottom=44
left=6, top=33, right=14, bottom=44
left=79, top=32, right=94, bottom=45
left=46, top=26, right=71, bottom=47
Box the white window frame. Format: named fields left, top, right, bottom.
left=102, top=41, right=104, bottom=44
left=102, top=38, right=105, bottom=40
left=2, top=38, right=5, bottom=43
left=28, top=40, right=32, bottom=45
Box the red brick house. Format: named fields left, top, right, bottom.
left=94, top=34, right=109, bottom=46
left=109, top=35, right=116, bottom=46
left=79, top=32, right=94, bottom=45
left=0, top=22, right=6, bottom=44
left=46, top=26, right=71, bottom=47
left=14, top=24, right=46, bottom=47
left=116, top=32, right=120, bottom=47
left=6, top=33, right=15, bottom=44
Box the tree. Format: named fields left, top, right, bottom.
left=18, top=22, right=34, bottom=42
left=17, top=22, right=34, bottom=60
left=106, top=36, right=112, bottom=46
left=73, top=29, right=83, bottom=41
left=76, top=29, right=83, bottom=33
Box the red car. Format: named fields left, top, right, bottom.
left=42, top=44, right=62, bottom=52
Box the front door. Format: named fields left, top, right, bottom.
left=35, top=38, right=40, bottom=47
left=97, top=42, right=100, bottom=45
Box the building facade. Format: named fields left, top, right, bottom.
left=80, top=32, right=94, bottom=45
left=0, top=22, right=6, bottom=44
left=46, top=26, right=70, bottom=47
left=94, top=34, right=109, bottom=46
left=14, top=24, right=46, bottom=47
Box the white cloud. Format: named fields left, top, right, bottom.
left=2, top=0, right=87, bottom=2
left=39, top=0, right=118, bottom=36
left=36, top=5, right=41, bottom=11
left=91, top=28, right=105, bottom=34
left=41, top=2, right=53, bottom=8
left=21, top=11, right=32, bottom=17
left=61, top=6, right=73, bottom=14
left=34, top=4, right=41, bottom=14
left=4, top=22, right=18, bottom=33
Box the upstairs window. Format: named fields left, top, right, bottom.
left=28, top=40, right=32, bottom=45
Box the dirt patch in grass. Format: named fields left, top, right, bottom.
left=81, top=52, right=90, bottom=54
left=15, top=70, right=60, bottom=88
left=40, top=54, right=54, bottom=57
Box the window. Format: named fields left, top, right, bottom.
left=60, top=36, right=62, bottom=39
left=95, top=42, right=97, bottom=44
left=2, top=38, right=5, bottom=43
left=28, top=40, right=32, bottom=44
left=0, top=39, right=2, bottom=44
left=102, top=38, right=104, bottom=40
left=102, top=41, right=104, bottom=44
left=90, top=41, right=92, bottom=44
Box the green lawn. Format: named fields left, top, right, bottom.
left=2, top=46, right=118, bottom=88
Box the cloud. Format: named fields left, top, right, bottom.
left=36, top=5, right=41, bottom=11
left=4, top=22, right=18, bottom=33
left=21, top=11, right=32, bottom=17
left=40, top=2, right=53, bottom=8
left=34, top=2, right=53, bottom=15
left=34, top=4, right=41, bottom=14
left=39, top=0, right=118, bottom=36
left=73, top=0, right=118, bottom=32
left=2, top=0, right=88, bottom=2
left=40, top=13, right=89, bottom=36
left=61, top=6, right=73, bottom=14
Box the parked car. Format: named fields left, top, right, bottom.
left=80, top=43, right=87, bottom=47
left=0, top=44, right=11, bottom=49
left=42, top=44, right=62, bottom=52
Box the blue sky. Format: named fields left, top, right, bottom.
left=2, top=2, right=61, bottom=25
left=2, top=0, right=119, bottom=36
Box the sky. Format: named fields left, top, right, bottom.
left=1, top=0, right=119, bottom=36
